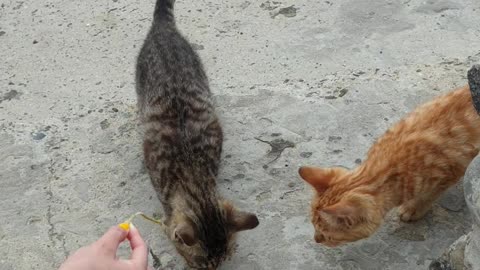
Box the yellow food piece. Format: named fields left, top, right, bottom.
left=117, top=212, right=167, bottom=235
left=118, top=222, right=130, bottom=231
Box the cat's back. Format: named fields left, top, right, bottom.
left=393, top=86, right=480, bottom=142
left=136, top=0, right=222, bottom=178
left=135, top=11, right=208, bottom=102
left=139, top=24, right=204, bottom=75
left=369, top=86, right=480, bottom=165
left=135, top=1, right=215, bottom=133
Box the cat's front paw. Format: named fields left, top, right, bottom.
left=398, top=205, right=417, bottom=222
left=398, top=204, right=428, bottom=222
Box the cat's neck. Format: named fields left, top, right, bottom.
left=169, top=184, right=220, bottom=216
left=352, top=163, right=403, bottom=216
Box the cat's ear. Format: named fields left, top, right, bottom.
left=228, top=209, right=259, bottom=232
left=299, top=166, right=349, bottom=193
left=320, top=199, right=363, bottom=227
left=298, top=166, right=334, bottom=193
left=174, top=223, right=198, bottom=246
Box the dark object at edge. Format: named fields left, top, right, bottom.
left=429, top=259, right=453, bottom=270
left=468, top=64, right=480, bottom=115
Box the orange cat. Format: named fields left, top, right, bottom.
left=299, top=70, right=480, bottom=247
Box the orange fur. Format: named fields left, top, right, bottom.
left=300, top=85, right=480, bottom=247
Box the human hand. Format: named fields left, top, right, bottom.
left=59, top=224, right=149, bottom=270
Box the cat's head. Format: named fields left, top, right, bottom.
left=168, top=201, right=259, bottom=269
left=299, top=166, right=383, bottom=247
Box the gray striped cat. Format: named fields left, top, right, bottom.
left=135, top=0, right=259, bottom=269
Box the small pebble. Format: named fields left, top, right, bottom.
left=100, top=119, right=110, bottom=130
left=32, top=132, right=46, bottom=140
left=300, top=152, right=312, bottom=158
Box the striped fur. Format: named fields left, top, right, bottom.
left=299, top=67, right=480, bottom=247
left=154, top=0, right=174, bottom=22
left=135, top=0, right=258, bottom=268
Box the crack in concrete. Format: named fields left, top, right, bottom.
left=46, top=158, right=69, bottom=259
left=255, top=137, right=295, bottom=164
left=149, top=248, right=162, bottom=270
left=280, top=188, right=303, bottom=200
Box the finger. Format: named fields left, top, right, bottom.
left=111, top=261, right=136, bottom=270
left=94, top=226, right=128, bottom=257
left=127, top=224, right=148, bottom=267
left=115, top=260, right=153, bottom=270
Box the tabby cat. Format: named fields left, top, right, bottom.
left=135, top=0, right=259, bottom=268
left=299, top=66, right=480, bottom=247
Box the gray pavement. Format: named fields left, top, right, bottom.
left=1, top=0, right=479, bottom=269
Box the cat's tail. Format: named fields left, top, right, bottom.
left=154, top=0, right=175, bottom=23
left=468, top=65, right=480, bottom=114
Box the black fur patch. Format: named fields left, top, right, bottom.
left=468, top=64, right=480, bottom=115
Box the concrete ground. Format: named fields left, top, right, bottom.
left=1, top=0, right=479, bottom=269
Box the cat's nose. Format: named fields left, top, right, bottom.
left=314, top=232, right=325, bottom=243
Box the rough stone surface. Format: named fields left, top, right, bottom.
left=465, top=155, right=480, bottom=227
left=1, top=0, right=479, bottom=269
left=430, top=155, right=480, bottom=270
left=464, top=230, right=480, bottom=270
left=431, top=228, right=480, bottom=270
left=463, top=155, right=480, bottom=270
left=429, top=234, right=467, bottom=270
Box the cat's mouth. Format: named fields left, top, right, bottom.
left=314, top=233, right=344, bottom=247
left=322, top=241, right=343, bottom=247
left=186, top=263, right=217, bottom=270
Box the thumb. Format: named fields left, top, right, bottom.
left=127, top=224, right=148, bottom=268
left=94, top=225, right=129, bottom=257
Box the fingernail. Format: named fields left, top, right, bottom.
left=118, top=223, right=130, bottom=231
left=130, top=223, right=136, bottom=230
